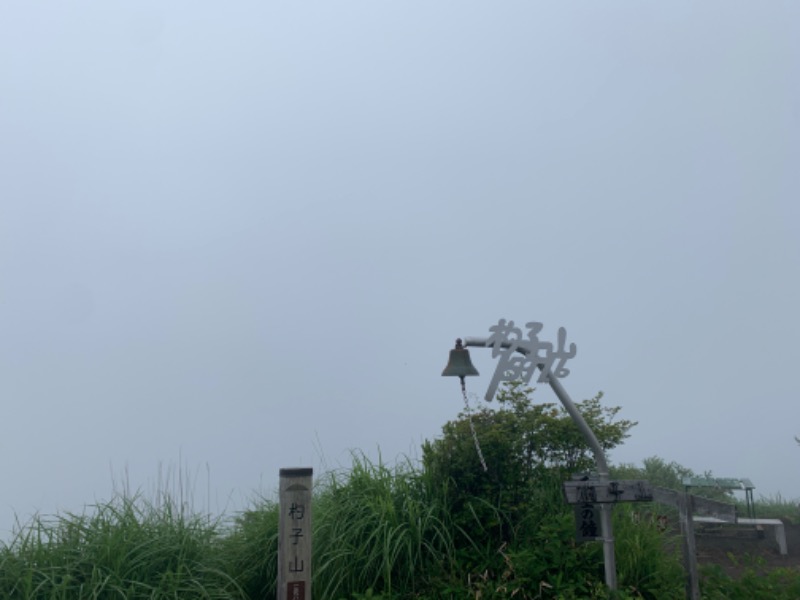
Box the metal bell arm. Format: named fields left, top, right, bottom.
left=462, top=335, right=617, bottom=590
left=461, top=336, right=609, bottom=476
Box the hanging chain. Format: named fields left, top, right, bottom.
left=460, top=377, right=488, bottom=472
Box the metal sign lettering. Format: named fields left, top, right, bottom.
left=484, top=319, right=576, bottom=401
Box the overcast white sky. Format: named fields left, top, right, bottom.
left=1, top=2, right=798, bottom=536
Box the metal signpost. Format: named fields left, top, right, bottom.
left=442, top=320, right=619, bottom=591
left=278, top=468, right=313, bottom=600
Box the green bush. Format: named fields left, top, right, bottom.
left=701, top=556, right=800, bottom=599
left=419, top=382, right=687, bottom=599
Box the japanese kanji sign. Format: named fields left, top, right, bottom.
left=484, top=319, right=577, bottom=401
left=566, top=480, right=653, bottom=545
left=278, top=468, right=313, bottom=600
left=574, top=503, right=602, bottom=543
left=563, top=480, right=654, bottom=504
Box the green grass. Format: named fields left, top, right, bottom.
left=1, top=457, right=798, bottom=599
left=0, top=494, right=243, bottom=599
left=701, top=557, right=800, bottom=600
left=747, top=495, right=800, bottom=524
left=0, top=454, right=461, bottom=600
left=312, top=452, right=458, bottom=599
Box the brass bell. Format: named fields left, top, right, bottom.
left=441, top=338, right=479, bottom=378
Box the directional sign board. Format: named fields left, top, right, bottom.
left=563, top=479, right=654, bottom=504
left=574, top=503, right=603, bottom=543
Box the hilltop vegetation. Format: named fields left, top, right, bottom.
left=1, top=383, right=797, bottom=598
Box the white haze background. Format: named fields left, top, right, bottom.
left=1, top=1, right=798, bottom=535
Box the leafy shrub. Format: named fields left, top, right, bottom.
left=420, top=382, right=666, bottom=599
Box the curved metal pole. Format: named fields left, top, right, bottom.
left=463, top=337, right=617, bottom=591
left=545, top=374, right=617, bottom=591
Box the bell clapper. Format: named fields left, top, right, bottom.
left=459, top=376, right=488, bottom=472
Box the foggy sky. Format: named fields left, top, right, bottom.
left=1, top=1, right=798, bottom=535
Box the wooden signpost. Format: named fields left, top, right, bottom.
left=652, top=487, right=736, bottom=600
left=573, top=503, right=602, bottom=543
left=564, top=478, right=737, bottom=600
left=564, top=479, right=654, bottom=543
left=278, top=468, right=313, bottom=600
left=563, top=479, right=654, bottom=505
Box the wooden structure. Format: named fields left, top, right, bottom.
left=652, top=487, right=736, bottom=600
left=563, top=479, right=736, bottom=600
left=278, top=468, right=313, bottom=600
